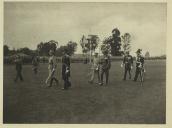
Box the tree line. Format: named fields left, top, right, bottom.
left=4, top=40, right=77, bottom=57
left=4, top=28, right=132, bottom=57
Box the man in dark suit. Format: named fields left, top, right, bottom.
left=122, top=51, right=133, bottom=80
left=14, top=55, right=23, bottom=82
left=62, top=49, right=71, bottom=90
left=133, top=49, right=145, bottom=81
left=99, top=51, right=111, bottom=85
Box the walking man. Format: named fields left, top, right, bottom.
left=32, top=55, right=39, bottom=75
left=133, top=49, right=145, bottom=82
left=14, top=55, right=23, bottom=82
left=45, top=50, right=58, bottom=87
left=62, top=49, right=71, bottom=90
left=122, top=51, right=133, bottom=80
left=99, top=51, right=111, bottom=85
left=88, top=52, right=100, bottom=84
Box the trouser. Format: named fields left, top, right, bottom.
left=46, top=69, right=58, bottom=86
left=63, top=75, right=71, bottom=89
left=100, top=69, right=109, bottom=84
left=33, top=67, right=38, bottom=74
left=15, top=70, right=23, bottom=81
left=49, top=77, right=58, bottom=87
left=124, top=66, right=131, bottom=80
left=90, top=69, right=100, bottom=83
left=134, top=67, right=141, bottom=81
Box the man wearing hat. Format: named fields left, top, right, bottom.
left=99, top=51, right=111, bottom=85
left=45, top=50, right=58, bottom=87
left=32, top=55, right=39, bottom=75
left=14, top=55, right=23, bottom=82
left=133, top=49, right=145, bottom=81
left=122, top=51, right=133, bottom=80
left=88, top=52, right=100, bottom=84
left=61, top=49, right=71, bottom=90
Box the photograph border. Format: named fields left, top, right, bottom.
left=0, top=0, right=171, bottom=128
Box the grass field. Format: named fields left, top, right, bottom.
left=3, top=60, right=166, bottom=124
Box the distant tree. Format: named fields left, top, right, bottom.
left=55, top=45, right=67, bottom=56
left=17, top=47, right=34, bottom=56
left=4, top=45, right=9, bottom=56
left=66, top=41, right=77, bottom=56
left=48, top=40, right=58, bottom=51
left=37, top=40, right=58, bottom=56
left=101, top=28, right=122, bottom=56
left=101, top=37, right=112, bottom=55
left=145, top=51, right=150, bottom=58
left=80, top=35, right=89, bottom=54
left=111, top=28, right=122, bottom=56
left=55, top=41, right=77, bottom=56
left=121, top=33, right=131, bottom=54
left=80, top=35, right=99, bottom=62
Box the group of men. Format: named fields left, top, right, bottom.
left=88, top=49, right=145, bottom=85
left=14, top=49, right=71, bottom=90
left=13, top=48, right=145, bottom=90
left=43, top=49, right=71, bottom=90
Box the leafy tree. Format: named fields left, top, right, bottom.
left=101, top=37, right=112, bottom=55
left=80, top=35, right=89, bottom=54
left=111, top=28, right=122, bottom=56
left=18, top=47, right=33, bottom=55
left=4, top=45, right=9, bottom=56
left=66, top=41, right=77, bottom=56
left=80, top=35, right=99, bottom=62
left=121, top=33, right=131, bottom=54
left=145, top=51, right=150, bottom=58
left=37, top=40, right=58, bottom=56
left=101, top=28, right=122, bottom=56
left=55, top=41, right=77, bottom=56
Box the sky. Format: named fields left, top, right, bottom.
left=4, top=2, right=166, bottom=56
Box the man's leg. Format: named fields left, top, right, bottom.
left=128, top=68, right=131, bottom=79
left=18, top=70, right=23, bottom=81
left=97, top=69, right=100, bottom=83
left=134, top=68, right=139, bottom=81
left=139, top=69, right=144, bottom=82
left=105, top=70, right=109, bottom=84
left=63, top=76, right=68, bottom=90
left=66, top=76, right=71, bottom=88
left=100, top=70, right=104, bottom=85
left=46, top=69, right=52, bottom=84
left=89, top=69, right=95, bottom=83
left=49, top=78, right=53, bottom=87
left=123, top=67, right=127, bottom=80
left=54, top=77, right=59, bottom=85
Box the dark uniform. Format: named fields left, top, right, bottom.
left=134, top=55, right=144, bottom=81
left=123, top=54, right=133, bottom=80
left=14, top=56, right=23, bottom=82
left=99, top=55, right=111, bottom=85
left=32, top=56, right=39, bottom=74
left=62, top=54, right=71, bottom=90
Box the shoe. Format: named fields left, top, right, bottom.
left=99, top=82, right=103, bottom=86
left=61, top=87, right=68, bottom=90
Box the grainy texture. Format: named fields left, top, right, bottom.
left=3, top=60, right=166, bottom=124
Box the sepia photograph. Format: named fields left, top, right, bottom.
left=3, top=2, right=166, bottom=124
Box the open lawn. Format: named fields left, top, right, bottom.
left=3, top=60, right=166, bottom=124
